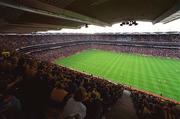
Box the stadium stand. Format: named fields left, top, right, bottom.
left=0, top=34, right=180, bottom=119
left=0, top=34, right=180, bottom=59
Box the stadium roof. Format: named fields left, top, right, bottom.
left=0, top=0, right=179, bottom=33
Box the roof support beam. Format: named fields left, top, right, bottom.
left=0, top=22, right=78, bottom=29
left=0, top=1, right=110, bottom=26
left=0, top=18, right=79, bottom=29
left=153, top=0, right=180, bottom=24
left=0, top=27, right=52, bottom=33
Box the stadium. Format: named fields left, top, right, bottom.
left=0, top=1, right=180, bottom=119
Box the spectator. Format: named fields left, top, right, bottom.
left=0, top=80, right=22, bottom=119
left=63, top=87, right=87, bottom=119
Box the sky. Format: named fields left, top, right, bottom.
left=45, top=18, right=180, bottom=33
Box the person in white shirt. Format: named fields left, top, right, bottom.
left=63, top=87, right=87, bottom=119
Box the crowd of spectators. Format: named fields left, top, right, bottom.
left=29, top=44, right=180, bottom=62
left=0, top=34, right=179, bottom=51
left=0, top=34, right=179, bottom=60
left=0, top=50, right=123, bottom=119
left=31, top=44, right=92, bottom=62
left=129, top=89, right=180, bottom=119
left=92, top=45, right=180, bottom=59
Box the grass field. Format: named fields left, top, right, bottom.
left=55, top=49, right=180, bottom=101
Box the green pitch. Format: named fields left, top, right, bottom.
left=55, top=49, right=180, bottom=101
